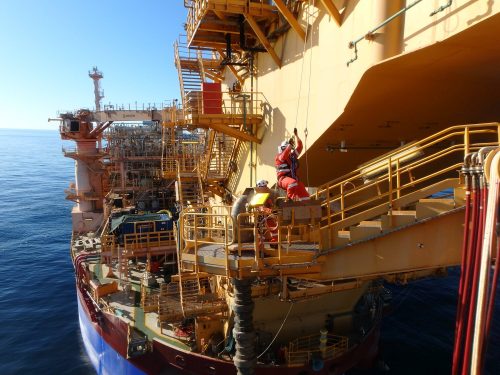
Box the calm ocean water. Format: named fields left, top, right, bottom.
left=0, top=129, right=498, bottom=375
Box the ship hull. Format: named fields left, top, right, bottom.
left=78, top=294, right=147, bottom=375
left=77, top=286, right=380, bottom=375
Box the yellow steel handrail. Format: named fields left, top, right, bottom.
left=182, top=90, right=265, bottom=118
left=123, top=231, right=176, bottom=252
left=317, top=124, right=498, bottom=192
left=287, top=333, right=349, bottom=366
left=314, top=123, right=500, bottom=246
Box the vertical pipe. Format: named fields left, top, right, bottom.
left=381, top=0, right=406, bottom=59
left=471, top=152, right=500, bottom=373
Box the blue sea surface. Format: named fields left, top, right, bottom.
left=0, top=129, right=94, bottom=374
left=0, top=129, right=498, bottom=375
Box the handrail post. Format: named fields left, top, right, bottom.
left=464, top=126, right=470, bottom=157
left=224, top=215, right=230, bottom=278
left=326, top=184, right=332, bottom=247
left=388, top=157, right=393, bottom=211
left=396, top=159, right=401, bottom=200
left=194, top=214, right=198, bottom=273
left=254, top=211, right=260, bottom=265
left=278, top=215, right=282, bottom=265
left=237, top=214, right=242, bottom=258
left=340, top=183, right=345, bottom=221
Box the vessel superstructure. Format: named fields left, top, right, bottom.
left=57, top=1, right=500, bottom=374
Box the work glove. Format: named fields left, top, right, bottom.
left=288, top=137, right=295, bottom=147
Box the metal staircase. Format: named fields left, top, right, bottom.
left=201, top=130, right=240, bottom=189
left=178, top=122, right=500, bottom=283
left=157, top=276, right=228, bottom=324
left=176, top=167, right=205, bottom=211
left=175, top=39, right=203, bottom=114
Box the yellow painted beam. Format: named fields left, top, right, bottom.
left=244, top=13, right=282, bottom=68
left=215, top=47, right=245, bottom=85
left=200, top=121, right=261, bottom=144
left=319, top=0, right=343, bottom=26
left=213, top=10, right=226, bottom=20
left=273, top=0, right=305, bottom=41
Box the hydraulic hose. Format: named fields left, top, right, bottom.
left=454, top=171, right=479, bottom=375
left=461, top=171, right=483, bottom=375
left=452, top=170, right=471, bottom=375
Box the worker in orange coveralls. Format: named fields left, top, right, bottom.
left=275, top=128, right=310, bottom=201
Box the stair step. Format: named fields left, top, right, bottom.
left=391, top=210, right=417, bottom=216
left=381, top=210, right=416, bottom=228
left=333, top=231, right=351, bottom=247
left=416, top=198, right=455, bottom=219
left=358, top=220, right=384, bottom=229
left=338, top=230, right=350, bottom=239
left=349, top=225, right=381, bottom=241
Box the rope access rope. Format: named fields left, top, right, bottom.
left=293, top=0, right=316, bottom=187
left=304, top=0, right=316, bottom=188
left=257, top=301, right=294, bottom=358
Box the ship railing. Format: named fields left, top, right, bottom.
left=181, top=206, right=234, bottom=244
left=185, top=0, right=209, bottom=44
left=100, top=231, right=176, bottom=255
left=161, top=105, right=183, bottom=126
left=176, top=35, right=217, bottom=62
left=98, top=101, right=174, bottom=112
left=182, top=90, right=265, bottom=121
left=314, top=122, right=500, bottom=249
left=162, top=156, right=200, bottom=176
left=156, top=279, right=228, bottom=323
left=235, top=208, right=320, bottom=256
left=122, top=231, right=176, bottom=252
left=61, top=146, right=107, bottom=157
left=287, top=333, right=349, bottom=366
left=180, top=206, right=234, bottom=275
left=180, top=204, right=321, bottom=274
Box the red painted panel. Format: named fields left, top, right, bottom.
left=202, top=83, right=223, bottom=114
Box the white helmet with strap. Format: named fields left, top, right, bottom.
left=278, top=140, right=288, bottom=152
left=256, top=179, right=268, bottom=188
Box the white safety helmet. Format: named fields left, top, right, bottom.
left=278, top=140, right=288, bottom=152
left=256, top=179, right=268, bottom=188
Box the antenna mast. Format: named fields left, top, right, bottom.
left=88, top=66, right=104, bottom=111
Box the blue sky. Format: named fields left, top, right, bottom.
left=0, top=1, right=187, bottom=130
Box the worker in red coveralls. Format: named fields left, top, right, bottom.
left=255, top=179, right=278, bottom=243
left=275, top=128, right=310, bottom=201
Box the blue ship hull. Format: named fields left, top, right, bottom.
left=78, top=296, right=146, bottom=375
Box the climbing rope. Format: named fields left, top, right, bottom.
left=257, top=301, right=294, bottom=359
left=293, top=0, right=316, bottom=188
